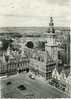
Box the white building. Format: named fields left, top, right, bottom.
left=59, top=69, right=66, bottom=84
left=52, top=67, right=60, bottom=80
left=0, top=41, right=2, bottom=48
left=7, top=46, right=10, bottom=56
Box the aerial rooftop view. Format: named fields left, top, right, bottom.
left=0, top=17, right=71, bottom=98
left=0, top=0, right=71, bottom=98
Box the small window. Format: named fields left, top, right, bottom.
left=38, top=57, right=40, bottom=61
left=40, top=58, right=44, bottom=62
left=6, top=81, right=12, bottom=85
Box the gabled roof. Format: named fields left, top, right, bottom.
left=60, top=69, right=66, bottom=84
left=52, top=67, right=60, bottom=80
left=66, top=72, right=71, bottom=84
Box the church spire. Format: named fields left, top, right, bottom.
left=48, top=17, right=55, bottom=33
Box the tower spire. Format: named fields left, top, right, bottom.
left=48, top=17, right=55, bottom=33
left=49, top=17, right=54, bottom=26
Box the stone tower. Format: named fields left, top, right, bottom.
left=45, top=17, right=58, bottom=62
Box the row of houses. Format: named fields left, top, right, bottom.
left=0, top=45, right=56, bottom=80
left=0, top=52, right=29, bottom=75
left=52, top=67, right=71, bottom=96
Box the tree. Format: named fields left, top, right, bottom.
left=26, top=41, right=34, bottom=49
left=1, top=39, right=13, bottom=51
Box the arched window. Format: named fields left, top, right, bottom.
left=38, top=56, right=40, bottom=61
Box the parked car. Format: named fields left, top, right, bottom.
left=58, top=83, right=66, bottom=91
left=17, top=85, right=26, bottom=90
left=49, top=78, right=60, bottom=88
left=6, top=81, right=12, bottom=85
left=29, top=74, right=35, bottom=79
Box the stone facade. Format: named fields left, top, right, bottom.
left=24, top=47, right=56, bottom=79
left=0, top=48, right=29, bottom=75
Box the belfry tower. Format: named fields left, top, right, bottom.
left=48, top=17, right=55, bottom=33
left=45, top=17, right=58, bottom=62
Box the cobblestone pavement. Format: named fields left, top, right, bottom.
left=1, top=73, right=69, bottom=98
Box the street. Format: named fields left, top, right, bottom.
left=1, top=73, right=69, bottom=98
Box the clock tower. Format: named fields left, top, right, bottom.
left=45, top=17, right=58, bottom=61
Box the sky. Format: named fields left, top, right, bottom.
left=0, top=0, right=71, bottom=27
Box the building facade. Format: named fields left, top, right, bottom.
left=0, top=17, right=70, bottom=81
left=24, top=47, right=56, bottom=79
left=0, top=47, right=29, bottom=75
